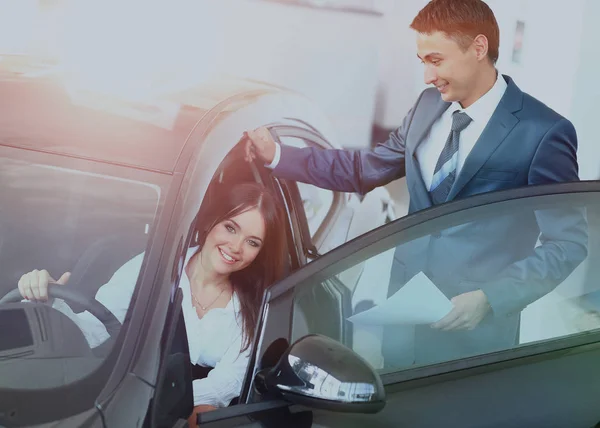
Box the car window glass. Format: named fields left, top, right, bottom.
left=0, top=155, right=161, bottom=389
left=291, top=191, right=599, bottom=375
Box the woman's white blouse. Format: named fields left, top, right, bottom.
left=179, top=248, right=250, bottom=408
left=49, top=246, right=250, bottom=408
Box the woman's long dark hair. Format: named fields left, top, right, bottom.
left=197, top=182, right=287, bottom=351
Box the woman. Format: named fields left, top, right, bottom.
left=17, top=182, right=288, bottom=412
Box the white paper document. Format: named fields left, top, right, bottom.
left=348, top=272, right=453, bottom=326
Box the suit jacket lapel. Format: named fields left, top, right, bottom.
left=407, top=93, right=451, bottom=207
left=447, top=76, right=523, bottom=201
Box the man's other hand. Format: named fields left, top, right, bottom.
left=431, top=290, right=491, bottom=331
left=244, top=127, right=277, bottom=164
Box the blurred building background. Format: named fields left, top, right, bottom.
left=1, top=0, right=599, bottom=210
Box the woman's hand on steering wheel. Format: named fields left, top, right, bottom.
left=18, top=270, right=71, bottom=302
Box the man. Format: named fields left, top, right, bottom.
left=244, top=0, right=588, bottom=365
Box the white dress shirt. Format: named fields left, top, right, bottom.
left=267, top=74, right=508, bottom=191
left=50, top=246, right=248, bottom=408
left=417, top=74, right=508, bottom=190
left=266, top=142, right=282, bottom=169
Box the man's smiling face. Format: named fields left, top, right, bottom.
left=417, top=31, right=482, bottom=108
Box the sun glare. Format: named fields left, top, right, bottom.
left=5, top=0, right=220, bottom=101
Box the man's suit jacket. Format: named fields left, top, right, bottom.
left=273, top=75, right=588, bottom=362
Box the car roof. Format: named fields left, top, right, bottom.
left=0, top=56, right=284, bottom=173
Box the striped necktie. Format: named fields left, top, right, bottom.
left=429, top=111, right=472, bottom=205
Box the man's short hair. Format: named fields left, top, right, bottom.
left=410, top=0, right=500, bottom=64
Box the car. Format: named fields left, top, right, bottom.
left=0, top=56, right=393, bottom=427
left=0, top=57, right=599, bottom=428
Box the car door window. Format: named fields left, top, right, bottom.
left=261, top=183, right=600, bottom=382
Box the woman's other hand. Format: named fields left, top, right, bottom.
left=18, top=270, right=71, bottom=301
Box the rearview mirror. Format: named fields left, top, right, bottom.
left=257, top=334, right=385, bottom=413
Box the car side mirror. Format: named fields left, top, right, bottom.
left=257, top=334, right=386, bottom=413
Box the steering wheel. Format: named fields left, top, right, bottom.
left=0, top=286, right=121, bottom=338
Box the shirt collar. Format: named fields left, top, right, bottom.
left=449, top=72, right=508, bottom=124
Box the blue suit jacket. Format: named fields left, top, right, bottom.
left=273, top=75, right=588, bottom=361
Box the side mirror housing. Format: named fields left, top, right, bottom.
left=258, top=334, right=385, bottom=413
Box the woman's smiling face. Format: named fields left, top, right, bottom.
left=203, top=208, right=266, bottom=275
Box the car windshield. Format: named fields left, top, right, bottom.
left=0, top=151, right=167, bottom=391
